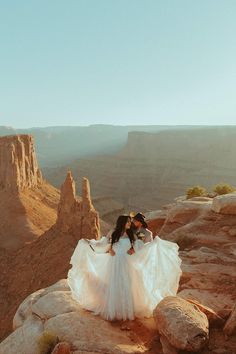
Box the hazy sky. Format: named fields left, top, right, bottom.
left=0, top=0, right=236, bottom=128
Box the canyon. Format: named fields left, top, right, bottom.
left=43, top=126, right=236, bottom=218
left=1, top=129, right=236, bottom=353
left=0, top=134, right=102, bottom=341
left=0, top=125, right=182, bottom=167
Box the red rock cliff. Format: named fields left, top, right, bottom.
left=0, top=135, right=42, bottom=192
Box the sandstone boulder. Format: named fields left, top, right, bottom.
left=165, top=200, right=212, bottom=225
left=153, top=296, right=209, bottom=353
left=0, top=280, right=145, bottom=354
left=0, top=315, right=44, bottom=354
left=212, top=193, right=236, bottom=215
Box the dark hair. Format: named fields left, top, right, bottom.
left=111, top=215, right=135, bottom=248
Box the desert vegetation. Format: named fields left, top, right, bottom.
left=38, top=331, right=59, bottom=354
left=186, top=183, right=236, bottom=199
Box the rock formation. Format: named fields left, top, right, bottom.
left=0, top=280, right=145, bottom=354
left=2, top=278, right=234, bottom=354
left=153, top=296, right=209, bottom=353
left=223, top=302, right=236, bottom=336
left=0, top=134, right=42, bottom=192
left=56, top=171, right=100, bottom=239
left=0, top=134, right=60, bottom=251
left=148, top=196, right=236, bottom=313
left=43, top=126, right=236, bottom=212
left=212, top=192, right=236, bottom=215
left=1, top=193, right=236, bottom=353
left=0, top=168, right=102, bottom=342
left=146, top=193, right=236, bottom=353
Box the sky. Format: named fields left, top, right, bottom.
left=0, top=0, right=236, bottom=128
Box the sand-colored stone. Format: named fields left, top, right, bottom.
left=0, top=135, right=60, bottom=251
left=57, top=171, right=100, bottom=239
left=212, top=193, right=236, bottom=215
left=165, top=199, right=212, bottom=225
left=0, top=134, right=42, bottom=192
left=2, top=183, right=236, bottom=354
left=153, top=296, right=209, bottom=352
left=0, top=281, right=145, bottom=354
left=149, top=197, right=236, bottom=353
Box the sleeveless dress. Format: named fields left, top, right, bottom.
left=67, top=235, right=182, bottom=321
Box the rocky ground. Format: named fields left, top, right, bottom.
left=148, top=194, right=236, bottom=353
left=1, top=134, right=236, bottom=353
left=1, top=193, right=236, bottom=353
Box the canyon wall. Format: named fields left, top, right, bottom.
left=0, top=135, right=42, bottom=192
left=43, top=127, right=236, bottom=213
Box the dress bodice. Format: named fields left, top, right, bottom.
left=112, top=237, right=132, bottom=254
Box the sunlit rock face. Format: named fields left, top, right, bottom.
left=56, top=171, right=100, bottom=240
left=0, top=134, right=59, bottom=251
left=0, top=134, right=42, bottom=192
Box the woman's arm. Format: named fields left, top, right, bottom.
left=84, top=236, right=110, bottom=253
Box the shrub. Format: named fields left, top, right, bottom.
left=37, top=331, right=59, bottom=354
left=186, top=185, right=207, bottom=199
left=213, top=183, right=236, bottom=195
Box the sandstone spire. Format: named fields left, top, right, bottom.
left=82, top=177, right=92, bottom=211
left=56, top=172, right=100, bottom=239
left=60, top=170, right=76, bottom=211
left=0, top=135, right=42, bottom=192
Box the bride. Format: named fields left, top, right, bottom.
left=67, top=214, right=182, bottom=321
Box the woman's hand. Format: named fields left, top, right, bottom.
left=127, top=247, right=135, bottom=255
left=108, top=248, right=116, bottom=256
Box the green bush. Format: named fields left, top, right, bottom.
left=213, top=183, right=236, bottom=195
left=37, top=331, right=59, bottom=354
left=186, top=185, right=207, bottom=199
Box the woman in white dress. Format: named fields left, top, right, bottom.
left=67, top=215, right=182, bottom=321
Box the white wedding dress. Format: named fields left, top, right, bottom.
left=67, top=235, right=182, bottom=321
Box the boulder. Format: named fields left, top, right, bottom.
left=0, top=280, right=145, bottom=354
left=153, top=296, right=209, bottom=352
left=0, top=315, right=44, bottom=354
left=13, top=279, right=70, bottom=329
left=165, top=200, right=211, bottom=225
left=212, top=193, right=236, bottom=215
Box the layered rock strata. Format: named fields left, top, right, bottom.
left=0, top=135, right=42, bottom=192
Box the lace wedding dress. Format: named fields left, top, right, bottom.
left=67, top=235, right=182, bottom=321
